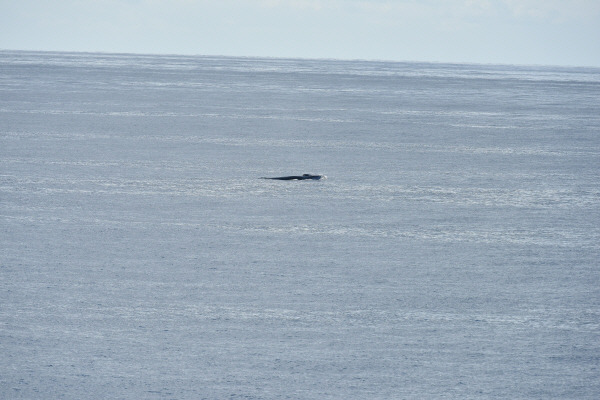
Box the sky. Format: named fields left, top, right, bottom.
left=1, top=0, right=599, bottom=66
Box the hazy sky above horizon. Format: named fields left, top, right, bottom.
left=2, top=0, right=599, bottom=66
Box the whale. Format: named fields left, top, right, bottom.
left=261, top=174, right=323, bottom=181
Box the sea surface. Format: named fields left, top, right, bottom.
left=1, top=50, right=599, bottom=399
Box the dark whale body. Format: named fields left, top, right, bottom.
left=262, top=174, right=323, bottom=181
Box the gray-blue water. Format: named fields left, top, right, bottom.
left=1, top=50, right=599, bottom=399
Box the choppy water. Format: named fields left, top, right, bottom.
left=1, top=50, right=599, bottom=399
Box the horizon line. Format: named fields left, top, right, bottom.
left=2, top=48, right=599, bottom=70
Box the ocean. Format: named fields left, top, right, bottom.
left=1, top=50, right=599, bottom=398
